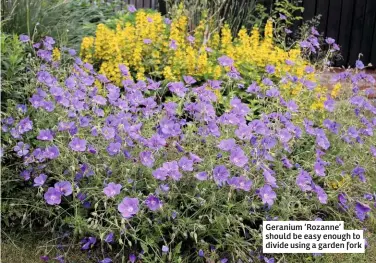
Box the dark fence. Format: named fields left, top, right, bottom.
left=122, top=0, right=158, bottom=9
left=302, top=0, right=376, bottom=67
left=117, top=0, right=376, bottom=67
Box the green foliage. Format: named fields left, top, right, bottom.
left=166, top=0, right=258, bottom=35
left=272, top=0, right=304, bottom=25
left=1, top=33, right=31, bottom=111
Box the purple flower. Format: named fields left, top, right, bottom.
left=218, top=56, right=234, bottom=67
left=103, top=182, right=122, bottom=198
left=364, top=193, right=373, bottom=201
left=213, top=165, right=230, bottom=186
left=324, top=98, right=335, bottom=112
left=296, top=170, right=313, bottom=191
left=338, top=193, right=348, bottom=210
left=229, top=147, right=248, bottom=167
left=266, top=65, right=275, bottom=74
left=69, top=138, right=87, bottom=152
left=355, top=202, right=371, bottom=221
left=325, top=37, right=335, bottom=45
left=278, top=128, right=292, bottom=143
left=101, top=126, right=115, bottom=140
left=34, top=174, right=47, bottom=187
left=348, top=126, right=359, bottom=138
left=218, top=139, right=236, bottom=151
left=169, top=39, right=177, bottom=50
left=19, top=34, right=30, bottom=42
left=313, top=184, right=327, bottom=204
left=162, top=245, right=169, bottom=253
left=54, top=181, right=73, bottom=196
left=279, top=13, right=287, bottom=20
left=323, top=119, right=340, bottom=134
left=189, top=152, right=202, bottom=163
left=13, top=142, right=30, bottom=157
left=187, top=35, right=195, bottom=43
left=178, top=156, right=194, bottom=171
left=315, top=129, right=330, bottom=150
left=44, top=187, right=62, bottom=205
left=139, top=151, right=155, bottom=167
left=183, top=75, right=196, bottom=85
left=286, top=100, right=298, bottom=112
left=128, top=5, right=137, bottom=13
left=263, top=78, right=274, bottom=86
left=266, top=88, right=280, bottom=98
left=352, top=166, right=366, bottom=182
left=356, top=60, right=365, bottom=70
left=168, top=82, right=187, bottom=97
left=143, top=38, right=152, bottom=44
left=104, top=232, right=114, bottom=243
left=118, top=197, right=139, bottom=219
left=37, top=129, right=54, bottom=141
left=145, top=195, right=162, bottom=211
left=258, top=185, right=277, bottom=206
left=198, top=249, right=204, bottom=257
left=153, top=161, right=182, bottom=181
left=17, top=117, right=33, bottom=134
left=129, top=254, right=137, bottom=263
left=107, top=142, right=121, bottom=156
left=314, top=160, right=326, bottom=177
left=100, top=258, right=112, bottom=263
left=195, top=172, right=208, bottom=181
left=227, top=176, right=252, bottom=191
left=40, top=256, right=49, bottom=262
left=93, top=95, right=107, bottom=105
left=82, top=237, right=96, bottom=250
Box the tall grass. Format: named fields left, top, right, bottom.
left=165, top=0, right=259, bottom=34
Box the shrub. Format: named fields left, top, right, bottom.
left=1, top=31, right=375, bottom=263
left=80, top=8, right=340, bottom=116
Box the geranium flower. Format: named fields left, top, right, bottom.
left=145, top=195, right=162, bottom=211
left=313, top=184, right=327, bottom=204
left=213, top=165, right=229, bottom=186
left=69, top=137, right=87, bottom=152
left=107, top=142, right=121, bottom=156
left=13, top=142, right=30, bottom=157
left=19, top=34, right=30, bottom=42
left=118, top=197, right=139, bottom=219
left=296, top=170, right=313, bottom=191
left=178, top=156, right=193, bottom=171
left=54, top=181, right=73, bottom=196
left=195, top=172, right=208, bottom=181
left=352, top=166, right=366, bottom=182
left=44, top=187, right=62, bottom=205
left=162, top=245, right=169, bottom=253
left=229, top=147, right=248, bottom=167
left=103, top=183, right=122, bottom=198
left=258, top=185, right=277, bottom=206
left=227, top=176, right=252, bottom=191
left=355, top=202, right=371, bottom=221
left=34, top=174, right=47, bottom=187
left=218, top=139, right=236, bottom=151
left=139, top=151, right=155, bottom=167
left=129, top=254, right=137, bottom=263
left=217, top=56, right=233, bottom=67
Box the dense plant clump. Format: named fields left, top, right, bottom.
left=80, top=7, right=340, bottom=115
left=1, top=4, right=376, bottom=263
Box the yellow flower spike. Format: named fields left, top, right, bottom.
left=52, top=47, right=61, bottom=61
